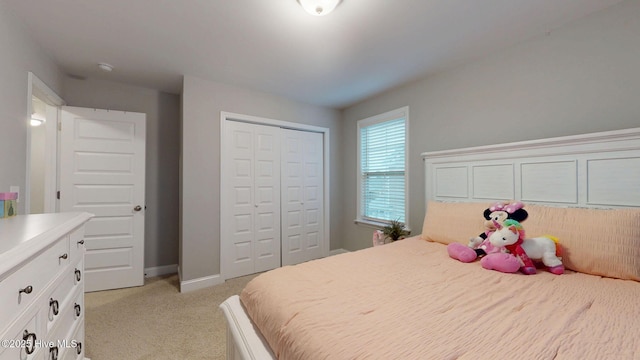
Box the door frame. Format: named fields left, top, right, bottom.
left=220, top=111, right=331, bottom=280
left=26, top=72, right=66, bottom=214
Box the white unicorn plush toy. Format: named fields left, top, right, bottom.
left=486, top=219, right=564, bottom=275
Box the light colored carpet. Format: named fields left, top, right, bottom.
left=84, top=273, right=257, bottom=360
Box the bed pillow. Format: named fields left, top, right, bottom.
left=522, top=204, right=640, bottom=281
left=421, top=201, right=487, bottom=245
left=421, top=201, right=640, bottom=281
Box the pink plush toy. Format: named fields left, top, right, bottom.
left=487, top=219, right=564, bottom=275
left=480, top=252, right=521, bottom=273
left=447, top=201, right=528, bottom=264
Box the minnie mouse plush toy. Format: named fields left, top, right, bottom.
left=447, top=201, right=527, bottom=272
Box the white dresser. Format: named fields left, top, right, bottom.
left=0, top=212, right=93, bottom=360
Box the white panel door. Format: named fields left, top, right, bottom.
left=281, top=129, right=323, bottom=266
left=222, top=121, right=280, bottom=279
left=60, top=107, right=146, bottom=292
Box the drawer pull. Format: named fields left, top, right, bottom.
left=78, top=239, right=85, bottom=245
left=22, top=330, right=36, bottom=355
left=76, top=342, right=82, bottom=355
left=59, top=253, right=68, bottom=260
left=74, top=303, right=82, bottom=317
left=50, top=298, right=60, bottom=316
left=49, top=345, right=59, bottom=360
left=75, top=268, right=82, bottom=282
left=19, top=285, right=33, bottom=295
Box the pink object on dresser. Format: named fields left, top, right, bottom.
left=0, top=192, right=18, bottom=218
left=0, top=192, right=17, bottom=200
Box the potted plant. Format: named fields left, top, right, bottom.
left=382, top=219, right=411, bottom=242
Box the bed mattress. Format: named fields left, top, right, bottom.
left=240, top=237, right=640, bottom=359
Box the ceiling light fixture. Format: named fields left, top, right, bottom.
left=297, top=0, right=341, bottom=16
left=98, top=62, right=114, bottom=72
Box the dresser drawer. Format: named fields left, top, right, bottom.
left=45, top=288, right=83, bottom=360
left=0, top=236, right=70, bottom=329
left=45, top=319, right=83, bottom=360
left=61, top=321, right=83, bottom=360
left=45, top=287, right=83, bottom=349
left=0, top=306, right=42, bottom=360
left=43, top=259, right=83, bottom=334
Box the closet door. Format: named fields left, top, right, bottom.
left=222, top=121, right=281, bottom=279
left=281, top=129, right=324, bottom=266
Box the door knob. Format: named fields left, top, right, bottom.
left=134, top=205, right=142, bottom=212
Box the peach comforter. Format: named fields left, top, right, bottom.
left=240, top=237, right=640, bottom=360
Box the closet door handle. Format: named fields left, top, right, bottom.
left=59, top=253, right=68, bottom=260
left=19, top=285, right=33, bottom=295
left=134, top=205, right=142, bottom=211
left=75, top=268, right=82, bottom=282
left=74, top=303, right=82, bottom=317
left=76, top=342, right=82, bottom=355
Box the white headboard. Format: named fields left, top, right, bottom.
left=421, top=128, right=640, bottom=209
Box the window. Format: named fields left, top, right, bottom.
left=356, top=106, right=409, bottom=226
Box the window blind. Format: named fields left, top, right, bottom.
left=360, top=117, right=406, bottom=223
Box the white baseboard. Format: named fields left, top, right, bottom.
left=329, top=248, right=349, bottom=256
left=144, top=264, right=178, bottom=278
left=177, top=250, right=348, bottom=293
left=179, top=272, right=224, bottom=293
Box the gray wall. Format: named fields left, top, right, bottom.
left=341, top=0, right=640, bottom=251
left=4, top=0, right=638, bottom=283
left=0, top=0, right=62, bottom=212
left=63, top=77, right=181, bottom=271
left=181, top=76, right=342, bottom=281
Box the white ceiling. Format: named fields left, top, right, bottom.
left=5, top=0, right=625, bottom=108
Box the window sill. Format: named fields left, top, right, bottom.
left=354, top=218, right=412, bottom=233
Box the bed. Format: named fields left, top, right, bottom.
left=220, top=127, right=640, bottom=360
